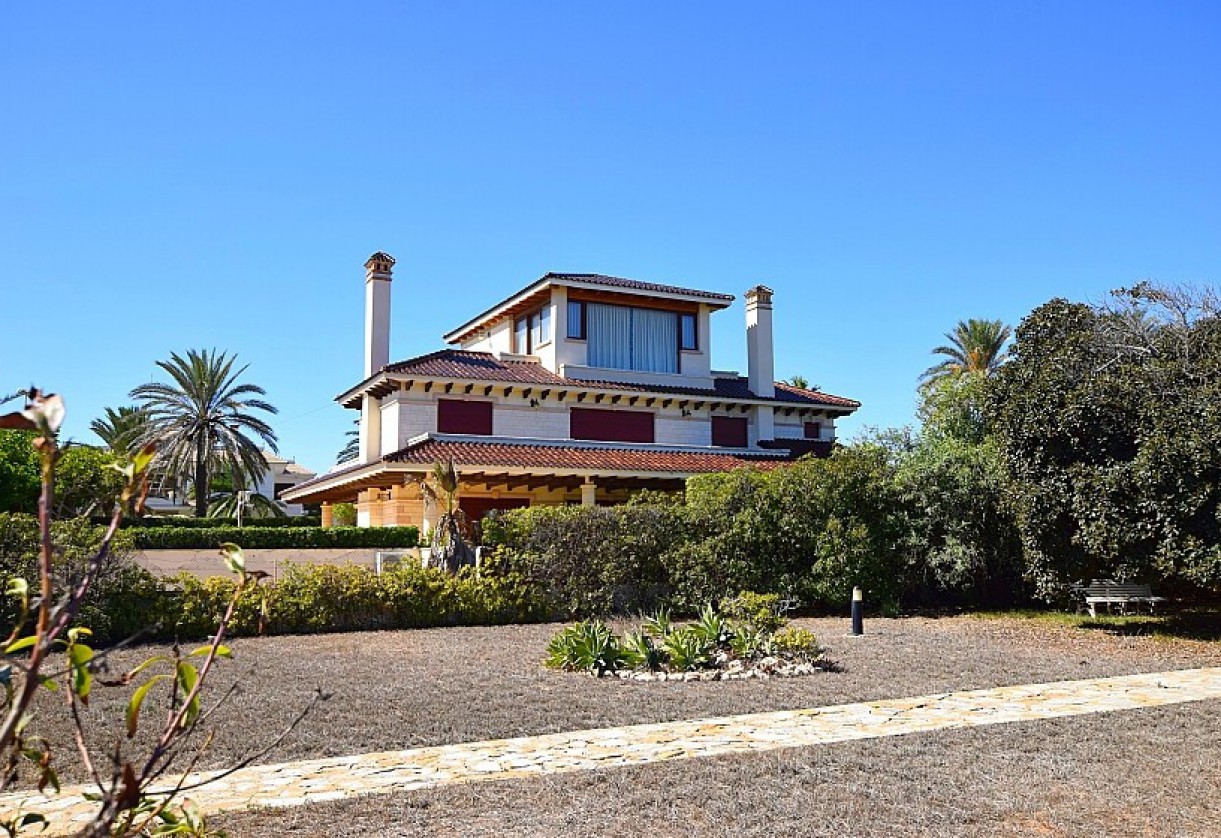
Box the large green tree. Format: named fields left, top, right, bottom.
left=131, top=349, right=279, bottom=517
left=921, top=318, right=1012, bottom=384
left=989, top=286, right=1221, bottom=598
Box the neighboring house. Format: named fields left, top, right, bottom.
left=253, top=452, right=317, bottom=516
left=282, top=252, right=860, bottom=530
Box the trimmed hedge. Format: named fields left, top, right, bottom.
left=101, top=516, right=323, bottom=529
left=131, top=525, right=418, bottom=550
left=159, top=564, right=551, bottom=639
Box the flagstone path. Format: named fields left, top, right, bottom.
left=4, top=666, right=1221, bottom=835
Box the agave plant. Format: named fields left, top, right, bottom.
left=620, top=629, right=666, bottom=671
left=691, top=604, right=735, bottom=649
left=544, top=621, right=623, bottom=676
left=642, top=606, right=674, bottom=640
left=661, top=627, right=710, bottom=671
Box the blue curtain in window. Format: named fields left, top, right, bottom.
left=587, top=303, right=632, bottom=369
left=632, top=307, right=677, bottom=373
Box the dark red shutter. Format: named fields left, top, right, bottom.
left=437, top=399, right=493, bottom=435
left=711, top=416, right=748, bottom=447
left=570, top=408, right=655, bottom=443
left=803, top=421, right=822, bottom=439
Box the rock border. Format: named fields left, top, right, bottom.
left=608, top=657, right=829, bottom=682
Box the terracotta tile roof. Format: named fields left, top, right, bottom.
left=384, top=350, right=562, bottom=384
left=375, top=350, right=859, bottom=409
left=544, top=273, right=735, bottom=303
left=383, top=437, right=791, bottom=473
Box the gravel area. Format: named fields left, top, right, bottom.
left=23, top=614, right=1221, bottom=835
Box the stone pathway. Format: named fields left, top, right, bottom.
left=4, top=667, right=1221, bottom=834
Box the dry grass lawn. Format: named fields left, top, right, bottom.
left=26, top=614, right=1221, bottom=836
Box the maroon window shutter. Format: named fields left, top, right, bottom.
left=803, top=421, right=822, bottom=439
left=570, top=408, right=654, bottom=443
left=437, top=399, right=494, bottom=435
left=711, top=416, right=748, bottom=447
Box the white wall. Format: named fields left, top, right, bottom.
left=459, top=318, right=514, bottom=354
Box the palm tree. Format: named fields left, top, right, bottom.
left=131, top=349, right=279, bottom=517
left=787, top=375, right=810, bottom=390
left=89, top=405, right=150, bottom=455
left=921, top=319, right=1012, bottom=383
left=336, top=424, right=359, bottom=464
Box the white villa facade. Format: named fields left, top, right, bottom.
left=282, top=253, right=860, bottom=530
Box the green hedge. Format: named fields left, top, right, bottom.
left=158, top=564, right=551, bottom=639
left=131, top=525, right=418, bottom=550
left=100, top=516, right=323, bottom=529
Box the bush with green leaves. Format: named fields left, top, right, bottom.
left=161, top=562, right=551, bottom=639
left=718, top=591, right=786, bottom=634
left=0, top=512, right=163, bottom=645
left=493, top=504, right=686, bottom=617
left=115, top=515, right=322, bottom=528
left=130, top=524, right=418, bottom=550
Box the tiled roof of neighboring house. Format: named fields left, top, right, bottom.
left=374, top=350, right=860, bottom=409
left=383, top=436, right=790, bottom=473
left=543, top=273, right=735, bottom=303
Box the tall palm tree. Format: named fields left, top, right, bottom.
left=89, top=405, right=150, bottom=455
left=336, top=424, right=359, bottom=464
left=921, top=319, right=1012, bottom=384
left=131, top=349, right=279, bottom=517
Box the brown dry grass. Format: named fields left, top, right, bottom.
left=25, top=614, right=1221, bottom=835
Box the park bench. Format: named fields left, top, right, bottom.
left=1081, top=579, right=1167, bottom=617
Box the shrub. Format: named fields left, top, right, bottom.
left=159, top=562, right=551, bottom=640
left=494, top=505, right=685, bottom=617
left=544, top=621, right=623, bottom=675
left=113, top=516, right=322, bottom=529
left=130, top=524, right=418, bottom=550
left=0, top=512, right=161, bottom=645
left=769, top=627, right=821, bottom=659
left=331, top=503, right=357, bottom=527
left=660, top=627, right=710, bottom=671
left=719, top=591, right=786, bottom=634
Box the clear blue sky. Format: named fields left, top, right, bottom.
left=3, top=2, right=1219, bottom=474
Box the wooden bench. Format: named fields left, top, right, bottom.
left=1081, top=580, right=1167, bottom=617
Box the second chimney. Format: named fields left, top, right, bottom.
left=364, top=252, right=395, bottom=378
left=745, top=285, right=775, bottom=398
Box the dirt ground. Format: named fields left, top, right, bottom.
left=27, top=615, right=1221, bottom=836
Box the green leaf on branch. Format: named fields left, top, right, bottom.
left=5, top=636, right=36, bottom=655
left=5, top=578, right=27, bottom=600
left=175, top=661, right=201, bottom=727
left=69, top=642, right=94, bottom=704
left=188, top=645, right=231, bottom=659
left=127, top=675, right=169, bottom=737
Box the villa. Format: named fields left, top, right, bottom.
left=281, top=253, right=860, bottom=529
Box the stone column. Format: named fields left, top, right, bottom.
left=580, top=480, right=597, bottom=507
left=320, top=502, right=334, bottom=529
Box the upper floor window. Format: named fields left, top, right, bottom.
left=585, top=302, right=696, bottom=374
left=567, top=300, right=586, bottom=339
left=570, top=407, right=655, bottom=443
left=680, top=312, right=698, bottom=351
left=438, top=399, right=494, bottom=435
left=803, top=421, right=822, bottom=440
left=711, top=415, right=748, bottom=447
left=514, top=306, right=551, bottom=354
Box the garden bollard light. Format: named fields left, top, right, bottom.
left=851, top=586, right=864, bottom=636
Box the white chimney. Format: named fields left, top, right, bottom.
left=364, top=251, right=395, bottom=378
left=745, top=285, right=775, bottom=398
